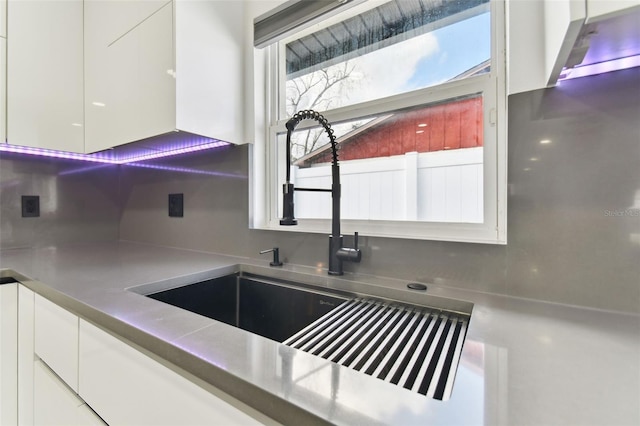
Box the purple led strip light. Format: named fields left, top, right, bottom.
left=0, top=144, right=116, bottom=163
left=123, top=162, right=246, bottom=178
left=0, top=139, right=230, bottom=164
left=58, top=159, right=246, bottom=178
left=559, top=55, right=640, bottom=81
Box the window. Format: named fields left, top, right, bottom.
left=253, top=0, right=506, bottom=244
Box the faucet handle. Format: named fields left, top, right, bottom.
left=260, top=247, right=283, bottom=267
left=336, top=233, right=362, bottom=264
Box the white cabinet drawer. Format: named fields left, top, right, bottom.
left=34, top=295, right=79, bottom=392
left=18, top=285, right=35, bottom=426
left=34, top=359, right=105, bottom=426
left=79, top=319, right=263, bottom=425
left=77, top=403, right=107, bottom=426
left=0, top=283, right=18, bottom=426
left=34, top=359, right=84, bottom=426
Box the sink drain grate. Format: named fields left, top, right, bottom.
left=283, top=298, right=469, bottom=400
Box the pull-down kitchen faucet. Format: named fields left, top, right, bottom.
left=280, top=110, right=361, bottom=276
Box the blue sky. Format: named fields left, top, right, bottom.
left=407, top=13, right=492, bottom=89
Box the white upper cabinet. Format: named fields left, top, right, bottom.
left=1, top=0, right=6, bottom=37
left=7, top=0, right=84, bottom=153
left=587, top=0, right=640, bottom=22
left=510, top=0, right=640, bottom=93
left=85, top=1, right=175, bottom=153
left=544, top=0, right=587, bottom=86
left=3, top=0, right=244, bottom=154
left=1, top=0, right=5, bottom=147
left=86, top=0, right=169, bottom=45
left=1, top=39, right=5, bottom=145
left=174, top=0, right=244, bottom=146
left=85, top=0, right=246, bottom=153
left=544, top=0, right=640, bottom=85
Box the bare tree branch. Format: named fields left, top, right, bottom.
left=286, top=60, right=358, bottom=160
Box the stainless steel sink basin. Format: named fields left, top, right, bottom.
left=146, top=272, right=348, bottom=342
left=139, top=270, right=472, bottom=401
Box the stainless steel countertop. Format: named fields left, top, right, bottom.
left=1, top=241, right=638, bottom=425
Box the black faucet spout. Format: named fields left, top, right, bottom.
left=281, top=110, right=361, bottom=275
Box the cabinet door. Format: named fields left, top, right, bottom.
left=77, top=404, right=107, bottom=426
left=544, top=0, right=586, bottom=85
left=18, top=285, right=35, bottom=426
left=587, top=0, right=640, bottom=21
left=1, top=38, right=5, bottom=145
left=85, top=0, right=169, bottom=46
left=174, top=0, right=244, bottom=143
left=79, top=319, right=263, bottom=426
left=34, top=294, right=79, bottom=392
left=7, top=0, right=84, bottom=153
left=34, top=360, right=85, bottom=426
left=0, top=0, right=5, bottom=37
left=0, top=283, right=17, bottom=425
left=85, top=1, right=175, bottom=153
left=0, top=0, right=7, bottom=143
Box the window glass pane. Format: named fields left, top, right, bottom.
left=288, top=119, right=376, bottom=163
left=279, top=95, right=484, bottom=223
left=284, top=0, right=491, bottom=117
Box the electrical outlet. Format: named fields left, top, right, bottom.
left=168, top=193, right=184, bottom=217
left=22, top=195, right=40, bottom=218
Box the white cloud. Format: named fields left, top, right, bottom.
left=345, top=32, right=440, bottom=103
left=287, top=32, right=440, bottom=112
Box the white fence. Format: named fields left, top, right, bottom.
left=292, top=147, right=483, bottom=223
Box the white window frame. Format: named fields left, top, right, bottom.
left=251, top=0, right=507, bottom=244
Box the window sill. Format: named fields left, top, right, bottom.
left=253, top=218, right=506, bottom=245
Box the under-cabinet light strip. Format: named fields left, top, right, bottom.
left=0, top=140, right=230, bottom=164
left=559, top=55, right=640, bottom=81
left=0, top=144, right=116, bottom=163
left=115, top=141, right=230, bottom=163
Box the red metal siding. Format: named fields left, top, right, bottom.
left=429, top=105, right=445, bottom=152
left=303, top=97, right=483, bottom=166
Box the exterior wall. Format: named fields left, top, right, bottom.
left=303, top=97, right=483, bottom=166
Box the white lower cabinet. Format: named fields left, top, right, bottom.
left=0, top=282, right=18, bottom=425
left=13, top=287, right=265, bottom=425
left=79, top=319, right=263, bottom=425
left=34, top=358, right=80, bottom=425
left=34, top=294, right=79, bottom=392
left=19, top=287, right=104, bottom=426
left=77, top=404, right=107, bottom=426
left=18, top=285, right=35, bottom=426
left=34, top=359, right=105, bottom=426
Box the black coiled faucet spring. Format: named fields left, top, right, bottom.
left=280, top=110, right=361, bottom=276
